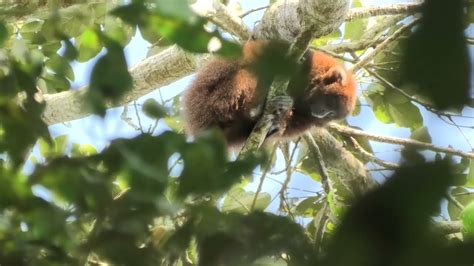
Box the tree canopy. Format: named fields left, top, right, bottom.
left=0, top=0, right=473, bottom=265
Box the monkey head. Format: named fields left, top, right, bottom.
left=306, top=54, right=357, bottom=123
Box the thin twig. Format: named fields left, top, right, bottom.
left=349, top=137, right=400, bottom=169
left=120, top=105, right=140, bottom=131
left=313, top=202, right=328, bottom=252
left=329, top=124, right=474, bottom=159
left=447, top=192, right=465, bottom=210
left=303, top=133, right=331, bottom=194
left=278, top=140, right=300, bottom=215
left=351, top=18, right=419, bottom=72
left=240, top=5, right=269, bottom=18
left=250, top=146, right=277, bottom=211
left=133, top=101, right=145, bottom=133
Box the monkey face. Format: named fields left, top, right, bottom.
left=307, top=66, right=355, bottom=121
left=310, top=93, right=350, bottom=121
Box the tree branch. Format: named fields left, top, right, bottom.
left=348, top=136, right=400, bottom=169
left=346, top=3, right=422, bottom=21
left=191, top=0, right=250, bottom=40
left=253, top=0, right=350, bottom=41
left=303, top=133, right=331, bottom=194
left=435, top=220, right=463, bottom=235
left=346, top=0, right=474, bottom=21
left=329, top=123, right=474, bottom=159
left=42, top=46, right=201, bottom=125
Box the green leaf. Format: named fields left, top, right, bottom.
left=163, top=116, right=184, bottom=132
left=87, top=39, right=132, bottom=116
left=75, top=27, right=102, bottom=62
left=0, top=21, right=8, bottom=47
left=448, top=187, right=474, bottom=219
left=178, top=132, right=263, bottom=197
left=45, top=54, right=74, bottom=81
left=365, top=91, right=393, bottom=124
left=62, top=38, right=78, bottom=60
left=221, top=187, right=271, bottom=213
left=41, top=41, right=62, bottom=56
left=39, top=73, right=71, bottom=93
left=71, top=143, right=97, bottom=157
left=466, top=160, right=474, bottom=188
left=366, top=84, right=423, bottom=129
left=113, top=2, right=240, bottom=56
left=20, top=19, right=45, bottom=43
left=142, top=99, right=167, bottom=119
left=410, top=126, right=432, bottom=143
left=59, top=4, right=93, bottom=37
left=294, top=196, right=324, bottom=217
left=461, top=202, right=474, bottom=239
left=103, top=16, right=135, bottom=46
left=38, top=135, right=68, bottom=158
left=387, top=102, right=422, bottom=130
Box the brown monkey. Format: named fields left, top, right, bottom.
left=183, top=40, right=357, bottom=146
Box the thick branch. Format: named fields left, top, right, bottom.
left=303, top=133, right=331, bottom=194
left=43, top=46, right=200, bottom=125
left=346, top=3, right=422, bottom=21
left=309, top=129, right=376, bottom=199
left=253, top=0, right=350, bottom=41
left=329, top=124, right=474, bottom=159
left=191, top=0, right=250, bottom=40
left=346, top=0, right=474, bottom=21
left=435, top=220, right=463, bottom=235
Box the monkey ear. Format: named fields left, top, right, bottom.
left=322, top=66, right=347, bottom=86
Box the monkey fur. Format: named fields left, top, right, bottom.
left=183, top=40, right=357, bottom=146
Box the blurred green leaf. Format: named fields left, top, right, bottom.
left=87, top=38, right=132, bottom=116
left=401, top=0, right=470, bottom=109
left=466, top=160, right=474, bottom=188
left=294, top=196, right=324, bottom=217
left=143, top=98, right=167, bottom=119
left=178, top=131, right=263, bottom=196
left=0, top=21, right=9, bottom=46
left=448, top=187, right=474, bottom=220
left=461, top=202, right=474, bottom=239
left=410, top=126, right=432, bottom=143
left=45, top=54, right=74, bottom=81
left=366, top=84, right=423, bottom=129
left=221, top=187, right=271, bottom=213
left=323, top=161, right=458, bottom=266
left=75, top=27, right=102, bottom=62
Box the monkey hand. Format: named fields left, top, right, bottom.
left=265, top=95, right=293, bottom=138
